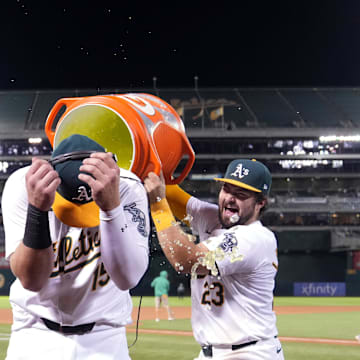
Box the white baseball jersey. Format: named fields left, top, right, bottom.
left=187, top=196, right=279, bottom=346
left=2, top=166, right=149, bottom=331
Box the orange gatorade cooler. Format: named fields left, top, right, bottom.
left=45, top=93, right=195, bottom=184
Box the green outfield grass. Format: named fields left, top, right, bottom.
left=0, top=296, right=359, bottom=360
left=0, top=298, right=10, bottom=310
left=280, top=342, right=360, bottom=360
left=274, top=296, right=360, bottom=306
left=277, top=311, right=360, bottom=340
left=128, top=333, right=199, bottom=360
left=136, top=319, right=192, bottom=332
left=131, top=296, right=192, bottom=307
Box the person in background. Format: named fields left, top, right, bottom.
left=151, top=270, right=175, bottom=322
left=177, top=282, right=185, bottom=299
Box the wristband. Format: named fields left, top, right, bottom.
left=23, top=204, right=52, bottom=249
left=150, top=198, right=176, bottom=232
left=165, top=185, right=191, bottom=221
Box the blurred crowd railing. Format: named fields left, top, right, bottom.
left=1, top=87, right=360, bottom=135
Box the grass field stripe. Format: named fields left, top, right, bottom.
left=127, top=329, right=360, bottom=346
left=127, top=328, right=194, bottom=336
left=279, top=336, right=360, bottom=346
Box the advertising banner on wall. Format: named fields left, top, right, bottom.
left=353, top=251, right=360, bottom=270
left=293, top=282, right=346, bottom=296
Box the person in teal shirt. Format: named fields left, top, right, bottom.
left=151, top=270, right=175, bottom=322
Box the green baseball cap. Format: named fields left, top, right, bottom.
left=50, top=134, right=106, bottom=228
left=214, top=159, right=272, bottom=196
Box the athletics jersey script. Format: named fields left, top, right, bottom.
left=50, top=226, right=106, bottom=293
left=51, top=201, right=147, bottom=280
left=2, top=166, right=149, bottom=327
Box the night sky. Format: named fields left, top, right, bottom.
left=1, top=1, right=359, bottom=90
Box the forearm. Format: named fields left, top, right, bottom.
left=10, top=204, right=54, bottom=291
left=11, top=244, right=54, bottom=292
left=100, top=205, right=149, bottom=290
left=151, top=199, right=208, bottom=274
left=157, top=226, right=199, bottom=273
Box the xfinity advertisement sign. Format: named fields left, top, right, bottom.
left=294, top=282, right=346, bottom=296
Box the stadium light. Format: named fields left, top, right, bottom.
left=28, top=137, right=42, bottom=144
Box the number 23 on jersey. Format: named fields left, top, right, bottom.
left=201, top=281, right=225, bottom=306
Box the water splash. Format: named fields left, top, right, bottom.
left=182, top=214, right=193, bottom=223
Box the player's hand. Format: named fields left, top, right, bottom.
left=78, top=152, right=120, bottom=211
left=26, top=157, right=61, bottom=211
left=144, top=171, right=166, bottom=205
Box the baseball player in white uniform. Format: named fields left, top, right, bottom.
left=144, top=159, right=284, bottom=359
left=2, top=134, right=149, bottom=360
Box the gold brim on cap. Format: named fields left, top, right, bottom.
left=52, top=192, right=100, bottom=228
left=213, top=178, right=261, bottom=193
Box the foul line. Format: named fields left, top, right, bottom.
left=127, top=329, right=360, bottom=346
left=280, top=336, right=360, bottom=346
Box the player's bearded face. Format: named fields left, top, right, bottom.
left=218, top=183, right=258, bottom=228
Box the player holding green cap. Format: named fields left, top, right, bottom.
left=2, top=134, right=150, bottom=360
left=144, top=159, right=284, bottom=359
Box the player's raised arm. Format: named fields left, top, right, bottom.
left=144, top=172, right=209, bottom=274
left=80, top=152, right=149, bottom=290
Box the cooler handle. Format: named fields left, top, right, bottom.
left=152, top=122, right=195, bottom=185
left=45, top=98, right=79, bottom=147
left=167, top=134, right=195, bottom=185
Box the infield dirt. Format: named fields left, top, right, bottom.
left=1, top=305, right=360, bottom=323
